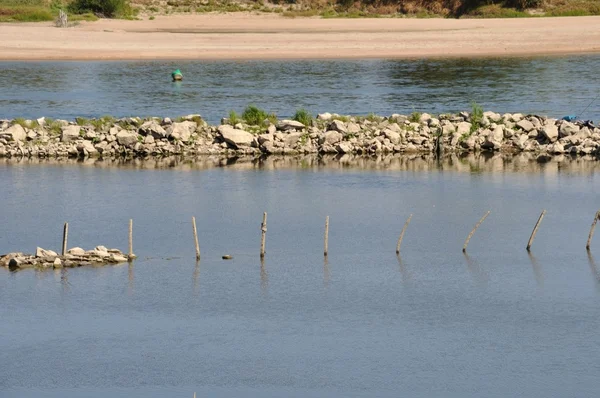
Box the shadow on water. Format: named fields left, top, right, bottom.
left=528, top=251, right=544, bottom=288
left=587, top=251, right=600, bottom=291
left=463, top=253, right=488, bottom=286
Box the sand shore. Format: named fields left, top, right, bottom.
left=1, top=13, right=600, bottom=60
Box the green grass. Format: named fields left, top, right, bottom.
left=409, top=112, right=422, bottom=123
left=228, top=110, right=241, bottom=125
left=293, top=108, right=313, bottom=126
left=242, top=105, right=272, bottom=127
left=0, top=0, right=54, bottom=22
left=469, top=101, right=484, bottom=134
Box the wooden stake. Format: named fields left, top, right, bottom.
left=526, top=210, right=546, bottom=252
left=462, top=210, right=491, bottom=253
left=324, top=216, right=330, bottom=256
left=128, top=219, right=137, bottom=260
left=586, top=211, right=600, bottom=251
left=396, top=214, right=413, bottom=254
left=260, top=212, right=267, bottom=258
left=62, top=222, right=68, bottom=256
left=192, top=216, right=200, bottom=260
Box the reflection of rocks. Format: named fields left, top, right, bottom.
left=4, top=151, right=600, bottom=174
left=1, top=246, right=128, bottom=270
left=1, top=113, right=599, bottom=160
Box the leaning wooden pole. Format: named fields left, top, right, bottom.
left=62, top=222, right=68, bottom=256
left=128, top=219, right=136, bottom=260
left=192, top=216, right=200, bottom=260
left=324, top=216, right=330, bottom=256
left=396, top=214, right=413, bottom=254
left=462, top=211, right=491, bottom=253
left=526, top=210, right=546, bottom=252
left=260, top=212, right=267, bottom=258
left=586, top=210, right=600, bottom=251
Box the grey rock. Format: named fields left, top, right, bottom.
left=53, top=257, right=63, bottom=268
left=217, top=125, right=255, bottom=148
left=167, top=121, right=196, bottom=142
left=542, top=123, right=559, bottom=143
left=336, top=143, right=353, bottom=153
left=61, top=125, right=81, bottom=143
left=559, top=121, right=579, bottom=137
left=139, top=120, right=167, bottom=139
left=328, top=120, right=347, bottom=134
left=456, top=122, right=472, bottom=135
left=0, top=124, right=27, bottom=142
left=284, top=133, right=302, bottom=147
left=116, top=131, right=139, bottom=147
left=76, top=140, right=98, bottom=156
left=317, top=112, right=333, bottom=121
left=516, top=119, right=535, bottom=132
left=277, top=119, right=305, bottom=131
left=323, top=131, right=343, bottom=145
left=36, top=247, right=58, bottom=257
left=383, top=129, right=401, bottom=145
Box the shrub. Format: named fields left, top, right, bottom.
left=409, top=111, right=422, bottom=123
left=242, top=105, right=268, bottom=126
left=68, top=0, right=131, bottom=18
left=293, top=108, right=312, bottom=126
left=228, top=110, right=240, bottom=125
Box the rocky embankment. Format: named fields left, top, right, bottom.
left=0, top=112, right=599, bottom=158
left=1, top=246, right=129, bottom=270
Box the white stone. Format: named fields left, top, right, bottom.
left=277, top=120, right=305, bottom=131
left=323, top=131, right=343, bottom=145
left=116, top=131, right=138, bottom=147
left=0, top=124, right=26, bottom=142
left=61, top=125, right=80, bottom=143
left=67, top=247, right=85, bottom=256
left=217, top=125, right=255, bottom=148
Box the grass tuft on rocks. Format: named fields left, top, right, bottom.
left=293, top=108, right=313, bottom=126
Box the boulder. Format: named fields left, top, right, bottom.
left=167, top=121, right=196, bottom=141
left=322, top=130, right=343, bottom=145
left=283, top=133, right=302, bottom=147
left=35, top=247, right=58, bottom=258
left=516, top=119, right=535, bottom=132
left=116, top=131, right=139, bottom=147
left=559, top=121, right=579, bottom=137
left=456, top=122, right=472, bottom=135
left=317, top=112, right=332, bottom=120
left=217, top=125, right=255, bottom=148
left=277, top=120, right=305, bottom=131
left=61, top=125, right=81, bottom=143
left=76, top=140, right=98, bottom=156
left=383, top=129, right=401, bottom=145
left=542, top=123, right=559, bottom=143
left=67, top=247, right=86, bottom=256
left=139, top=120, right=167, bottom=139
left=53, top=258, right=63, bottom=268
left=0, top=124, right=26, bottom=142
left=328, top=120, right=347, bottom=134
left=336, top=143, right=353, bottom=153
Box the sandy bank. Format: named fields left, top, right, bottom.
left=1, top=14, right=600, bottom=60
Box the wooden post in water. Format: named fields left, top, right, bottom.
left=396, top=214, right=413, bottom=254
left=260, top=212, right=267, bottom=258
left=192, top=216, right=200, bottom=260
left=128, top=219, right=137, bottom=260
left=526, top=210, right=546, bottom=252
left=586, top=210, right=600, bottom=251
left=324, top=216, right=330, bottom=257
left=62, top=222, right=68, bottom=256
left=462, top=211, right=491, bottom=253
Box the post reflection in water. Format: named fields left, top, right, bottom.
left=527, top=251, right=544, bottom=288
left=128, top=261, right=134, bottom=294
left=463, top=253, right=488, bottom=286
left=587, top=251, right=600, bottom=291
left=396, top=254, right=412, bottom=284
left=60, top=268, right=70, bottom=293
left=260, top=258, right=268, bottom=295
left=323, top=255, right=330, bottom=287
left=192, top=260, right=200, bottom=295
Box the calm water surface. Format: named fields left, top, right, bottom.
left=1, top=157, right=600, bottom=397
left=1, top=56, right=600, bottom=123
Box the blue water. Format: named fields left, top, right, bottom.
left=1, top=157, right=600, bottom=398
left=1, top=56, right=599, bottom=123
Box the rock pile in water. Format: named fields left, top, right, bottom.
left=0, top=112, right=598, bottom=158
left=1, top=246, right=128, bottom=270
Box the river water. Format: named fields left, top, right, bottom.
left=1, top=154, right=600, bottom=397
left=1, top=56, right=600, bottom=123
